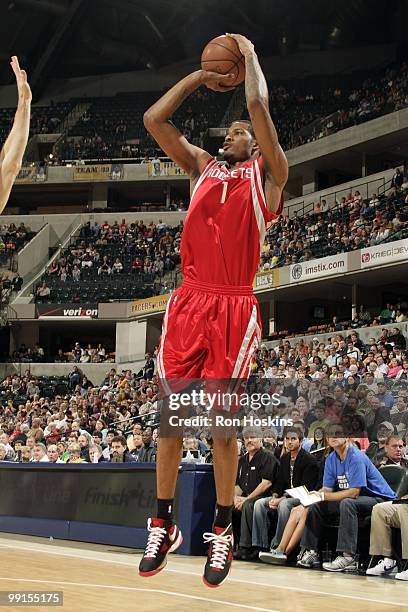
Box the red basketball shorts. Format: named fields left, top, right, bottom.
left=156, top=279, right=261, bottom=381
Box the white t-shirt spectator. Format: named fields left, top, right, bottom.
left=113, top=260, right=123, bottom=273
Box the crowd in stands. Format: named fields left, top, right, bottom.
left=0, top=356, right=160, bottom=467
left=243, top=62, right=408, bottom=151
left=35, top=218, right=182, bottom=303
left=0, top=273, right=22, bottom=308
left=44, top=61, right=408, bottom=162
left=260, top=182, right=408, bottom=271
left=273, top=302, right=408, bottom=342
left=0, top=102, right=72, bottom=147
left=32, top=175, right=407, bottom=305
left=0, top=222, right=35, bottom=268
left=54, top=342, right=114, bottom=364
left=5, top=341, right=114, bottom=364
left=0, top=325, right=407, bottom=576
left=58, top=87, right=230, bottom=162
left=58, top=61, right=408, bottom=161
left=1, top=62, right=408, bottom=167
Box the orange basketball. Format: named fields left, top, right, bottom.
left=201, top=35, right=245, bottom=87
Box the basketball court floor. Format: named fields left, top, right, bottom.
left=0, top=533, right=406, bottom=611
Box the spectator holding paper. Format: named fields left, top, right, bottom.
left=296, top=422, right=396, bottom=572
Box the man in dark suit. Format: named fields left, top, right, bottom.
left=251, top=427, right=319, bottom=556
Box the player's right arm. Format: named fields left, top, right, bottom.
left=0, top=57, right=31, bottom=215
left=143, top=70, right=234, bottom=180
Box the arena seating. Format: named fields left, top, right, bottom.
left=58, top=88, right=231, bottom=161
left=4, top=340, right=115, bottom=364
left=260, top=186, right=408, bottom=270
left=246, top=62, right=408, bottom=150
left=33, top=182, right=407, bottom=304
left=58, top=61, right=408, bottom=160
left=0, top=332, right=407, bottom=456
left=2, top=62, right=407, bottom=166
left=34, top=219, right=181, bottom=303
left=0, top=101, right=74, bottom=145
left=1, top=328, right=407, bottom=571
left=0, top=222, right=36, bottom=268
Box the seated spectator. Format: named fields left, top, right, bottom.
left=112, top=257, right=123, bottom=273
left=391, top=167, right=404, bottom=191
left=389, top=327, right=407, bottom=350
left=364, top=421, right=395, bottom=467
left=296, top=422, right=396, bottom=572
left=102, top=429, right=116, bottom=460
left=379, top=304, right=394, bottom=324
left=127, top=431, right=144, bottom=461
left=233, top=427, right=278, bottom=557
left=36, top=281, right=50, bottom=301
left=366, top=496, right=408, bottom=580
left=0, top=443, right=11, bottom=461
left=140, top=427, right=156, bottom=462
left=376, top=381, right=395, bottom=409
left=98, top=256, right=111, bottom=275
left=109, top=435, right=137, bottom=463
left=390, top=395, right=408, bottom=430
left=47, top=444, right=63, bottom=463
left=307, top=404, right=330, bottom=438
left=66, top=442, right=87, bottom=463
left=387, top=357, right=403, bottom=379
left=78, top=434, right=91, bottom=462
left=72, top=265, right=81, bottom=281
left=0, top=432, right=16, bottom=460
left=19, top=446, right=33, bottom=462
left=182, top=435, right=202, bottom=462
left=89, top=444, right=106, bottom=463
left=377, top=435, right=408, bottom=468
left=250, top=427, right=318, bottom=561
left=396, top=359, right=408, bottom=380
left=32, top=443, right=49, bottom=462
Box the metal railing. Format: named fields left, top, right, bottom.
left=15, top=216, right=82, bottom=301
left=285, top=173, right=395, bottom=220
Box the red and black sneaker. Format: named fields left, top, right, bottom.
left=138, top=517, right=183, bottom=577
left=202, top=524, right=233, bottom=588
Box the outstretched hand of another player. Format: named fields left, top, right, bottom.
left=10, top=56, right=32, bottom=104
left=226, top=34, right=255, bottom=59
left=200, top=70, right=236, bottom=93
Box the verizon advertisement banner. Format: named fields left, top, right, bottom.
left=360, top=238, right=408, bottom=269
left=290, top=253, right=347, bottom=284
left=36, top=304, right=98, bottom=319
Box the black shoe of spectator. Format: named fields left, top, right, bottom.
left=138, top=517, right=183, bottom=577
left=203, top=524, right=233, bottom=587
left=234, top=546, right=256, bottom=561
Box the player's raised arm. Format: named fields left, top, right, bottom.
left=0, top=56, right=32, bottom=214
left=143, top=70, right=234, bottom=179
left=227, top=34, right=288, bottom=213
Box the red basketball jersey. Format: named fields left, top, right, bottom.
left=180, top=156, right=283, bottom=286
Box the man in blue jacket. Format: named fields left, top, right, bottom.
left=297, top=422, right=396, bottom=572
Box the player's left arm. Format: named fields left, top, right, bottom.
left=227, top=35, right=288, bottom=214
left=0, top=56, right=32, bottom=215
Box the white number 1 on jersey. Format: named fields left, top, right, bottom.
left=220, top=181, right=228, bottom=204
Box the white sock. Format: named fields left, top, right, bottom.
left=384, top=557, right=396, bottom=568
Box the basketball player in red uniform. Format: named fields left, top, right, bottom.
left=0, top=57, right=31, bottom=214
left=139, top=34, right=288, bottom=587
